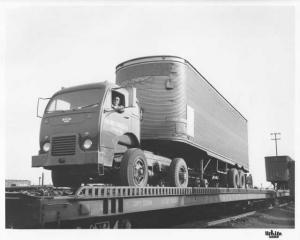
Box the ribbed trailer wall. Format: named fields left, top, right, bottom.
left=116, top=56, right=249, bottom=170
left=116, top=61, right=186, bottom=139
left=184, top=65, right=248, bottom=169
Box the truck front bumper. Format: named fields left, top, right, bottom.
left=32, top=151, right=105, bottom=168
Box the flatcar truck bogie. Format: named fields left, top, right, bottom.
left=32, top=56, right=249, bottom=188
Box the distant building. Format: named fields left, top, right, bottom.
left=5, top=179, right=31, bottom=187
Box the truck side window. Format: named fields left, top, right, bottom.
left=112, top=91, right=125, bottom=108
left=48, top=99, right=71, bottom=112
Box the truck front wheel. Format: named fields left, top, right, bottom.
left=120, top=148, right=149, bottom=187
left=169, top=158, right=189, bottom=187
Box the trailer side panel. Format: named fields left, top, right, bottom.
left=184, top=65, right=248, bottom=169
left=116, top=56, right=248, bottom=170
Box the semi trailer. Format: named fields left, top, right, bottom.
left=32, top=56, right=249, bottom=188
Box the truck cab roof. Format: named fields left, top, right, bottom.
left=52, top=81, right=116, bottom=97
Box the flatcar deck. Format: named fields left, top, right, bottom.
left=5, top=186, right=290, bottom=228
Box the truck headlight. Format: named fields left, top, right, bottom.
left=83, top=139, right=92, bottom=150
left=43, top=142, right=50, bottom=152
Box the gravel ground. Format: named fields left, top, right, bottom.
left=173, top=202, right=294, bottom=228
left=214, top=202, right=294, bottom=228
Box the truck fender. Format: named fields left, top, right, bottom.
left=114, top=133, right=140, bottom=153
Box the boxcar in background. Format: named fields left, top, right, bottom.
left=288, top=159, right=295, bottom=199
left=265, top=155, right=294, bottom=192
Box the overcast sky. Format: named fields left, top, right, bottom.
left=4, top=3, right=294, bottom=186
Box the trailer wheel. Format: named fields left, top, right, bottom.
left=227, top=168, right=239, bottom=188
left=120, top=148, right=148, bottom=187
left=238, top=170, right=246, bottom=188
left=169, top=158, right=189, bottom=187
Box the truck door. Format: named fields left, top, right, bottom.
left=101, top=89, right=130, bottom=153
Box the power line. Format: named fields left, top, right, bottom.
left=270, top=132, right=281, bottom=156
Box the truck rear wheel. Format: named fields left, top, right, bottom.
left=227, top=168, right=239, bottom=188
left=169, top=158, right=189, bottom=187
left=120, top=148, right=148, bottom=187
left=238, top=170, right=246, bottom=188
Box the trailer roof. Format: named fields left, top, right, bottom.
left=116, top=55, right=247, bottom=122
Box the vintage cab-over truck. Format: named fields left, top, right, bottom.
left=32, top=56, right=249, bottom=188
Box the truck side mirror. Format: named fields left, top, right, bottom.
left=37, top=98, right=50, bottom=118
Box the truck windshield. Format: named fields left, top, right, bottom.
left=46, top=88, right=105, bottom=113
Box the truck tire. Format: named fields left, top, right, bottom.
left=120, top=148, right=148, bottom=187
left=169, top=158, right=189, bottom=187
left=227, top=168, right=239, bottom=188
left=238, top=170, right=246, bottom=188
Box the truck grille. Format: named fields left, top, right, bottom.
left=51, top=135, right=76, bottom=156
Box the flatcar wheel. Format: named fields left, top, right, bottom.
left=238, top=170, right=246, bottom=188
left=120, top=148, right=149, bottom=187
left=114, top=219, right=132, bottom=229
left=227, top=168, right=239, bottom=188
left=169, top=158, right=189, bottom=187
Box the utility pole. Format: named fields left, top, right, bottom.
left=42, top=172, right=44, bottom=186
left=270, top=132, right=281, bottom=156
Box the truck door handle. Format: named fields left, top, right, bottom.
left=123, top=116, right=129, bottom=119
